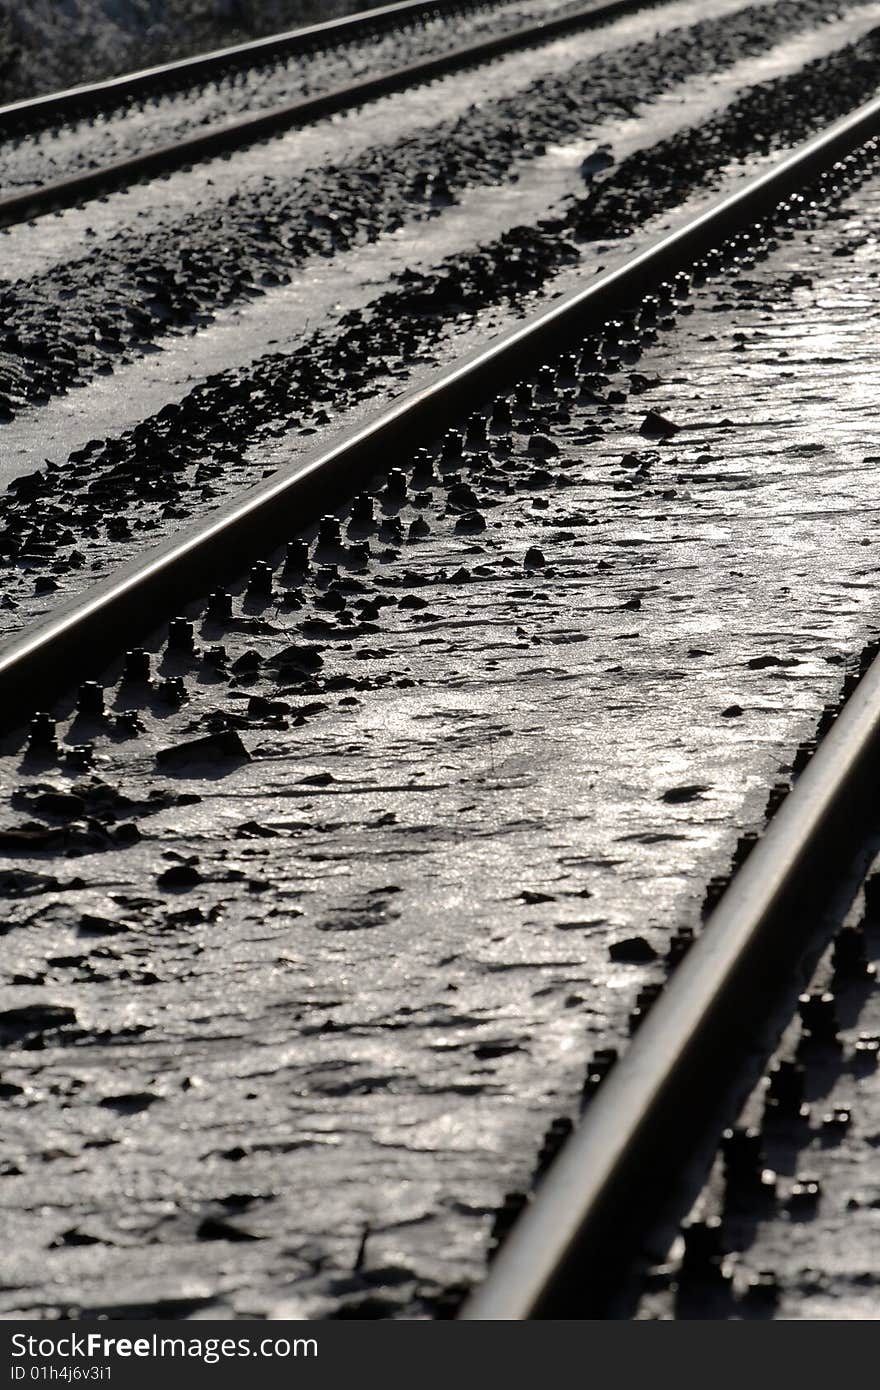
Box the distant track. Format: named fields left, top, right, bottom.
left=0, top=0, right=659, bottom=229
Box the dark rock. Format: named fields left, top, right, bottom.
left=527, top=434, right=559, bottom=456
left=50, top=1228, right=103, bottom=1248
left=158, top=864, right=202, bottom=889
left=196, top=1216, right=263, bottom=1242
left=0, top=1004, right=77, bottom=1039
left=746, top=654, right=801, bottom=669
left=0, top=867, right=74, bottom=900
left=268, top=643, right=323, bottom=670
left=446, top=483, right=479, bottom=511
left=112, top=823, right=141, bottom=846
left=640, top=410, right=680, bottom=437
left=231, top=651, right=261, bottom=674
left=236, top=820, right=279, bottom=839
left=156, top=731, right=250, bottom=767
left=78, top=914, right=130, bottom=937
left=99, top=1092, right=160, bottom=1115
left=609, top=936, right=658, bottom=963
left=661, top=785, right=710, bottom=804
left=474, top=1039, right=523, bottom=1060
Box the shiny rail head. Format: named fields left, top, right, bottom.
left=461, top=572, right=880, bottom=1319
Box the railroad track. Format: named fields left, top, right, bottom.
left=1, top=76, right=880, bottom=1316
left=4, top=0, right=880, bottom=1321
left=0, top=0, right=655, bottom=228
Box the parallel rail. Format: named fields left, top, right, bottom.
left=462, top=636, right=880, bottom=1317
left=0, top=0, right=657, bottom=229
left=1, top=95, right=878, bottom=730
left=452, top=123, right=880, bottom=1322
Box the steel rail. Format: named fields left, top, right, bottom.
left=461, top=641, right=880, bottom=1318
left=456, top=141, right=880, bottom=1322
left=0, top=0, right=657, bottom=230
left=1, top=94, right=878, bottom=731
